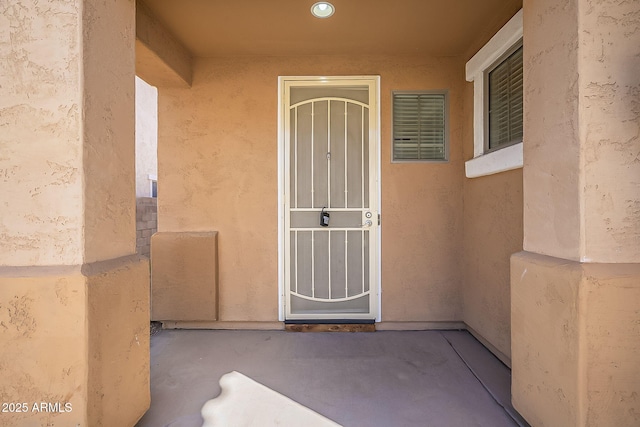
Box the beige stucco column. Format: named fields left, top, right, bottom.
left=0, top=1, right=149, bottom=426
left=512, top=0, right=640, bottom=426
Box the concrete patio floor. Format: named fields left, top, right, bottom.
left=136, top=329, right=528, bottom=427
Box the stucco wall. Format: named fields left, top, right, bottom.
left=82, top=0, right=138, bottom=263
left=0, top=1, right=84, bottom=267
left=511, top=0, right=640, bottom=425
left=135, top=0, right=192, bottom=88
left=512, top=253, right=640, bottom=427
left=0, top=271, right=88, bottom=426
left=460, top=11, right=524, bottom=362
left=135, top=76, right=158, bottom=198
left=577, top=0, right=640, bottom=263
left=0, top=0, right=138, bottom=267
left=158, top=55, right=465, bottom=323
left=0, top=1, right=149, bottom=425
left=86, top=258, right=150, bottom=426
left=523, top=0, right=640, bottom=263
left=462, top=169, right=522, bottom=361
left=522, top=0, right=581, bottom=261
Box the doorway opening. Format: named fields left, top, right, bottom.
left=278, top=76, right=381, bottom=321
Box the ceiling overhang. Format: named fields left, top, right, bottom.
left=138, top=0, right=523, bottom=58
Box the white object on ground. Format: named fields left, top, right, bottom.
left=201, top=371, right=343, bottom=427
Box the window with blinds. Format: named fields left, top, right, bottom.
left=488, top=45, right=523, bottom=151
left=392, top=91, right=448, bottom=162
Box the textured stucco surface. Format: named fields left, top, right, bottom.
left=158, top=55, right=465, bottom=322
left=463, top=169, right=522, bottom=362
left=514, top=1, right=640, bottom=425
left=151, top=232, right=218, bottom=321
left=135, top=76, right=158, bottom=198
left=381, top=56, right=465, bottom=321
left=511, top=253, right=583, bottom=427
left=0, top=1, right=84, bottom=266
left=0, top=0, right=138, bottom=266
left=522, top=0, right=581, bottom=261
left=0, top=273, right=88, bottom=426
left=87, top=256, right=150, bottom=427
left=578, top=0, right=640, bottom=263
left=582, top=263, right=640, bottom=426
left=460, top=12, right=524, bottom=363
left=523, top=0, right=640, bottom=263
left=1, top=1, right=149, bottom=425
left=135, top=0, right=192, bottom=88
left=83, top=0, right=137, bottom=263
left=83, top=0, right=151, bottom=420
left=0, top=257, right=150, bottom=427
left=511, top=252, right=640, bottom=427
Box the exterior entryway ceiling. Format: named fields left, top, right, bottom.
left=141, top=0, right=522, bottom=57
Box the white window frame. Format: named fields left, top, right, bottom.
left=465, top=9, right=523, bottom=178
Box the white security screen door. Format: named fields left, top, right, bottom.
left=280, top=77, right=379, bottom=320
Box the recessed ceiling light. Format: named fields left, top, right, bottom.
left=311, top=2, right=335, bottom=18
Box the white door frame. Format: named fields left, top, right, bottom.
left=277, top=76, right=381, bottom=321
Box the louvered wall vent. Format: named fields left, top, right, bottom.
left=392, top=91, right=448, bottom=162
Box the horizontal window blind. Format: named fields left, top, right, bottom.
left=488, top=45, right=523, bottom=150
left=393, top=92, right=447, bottom=161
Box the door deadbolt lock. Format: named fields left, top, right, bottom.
left=365, top=212, right=372, bottom=218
